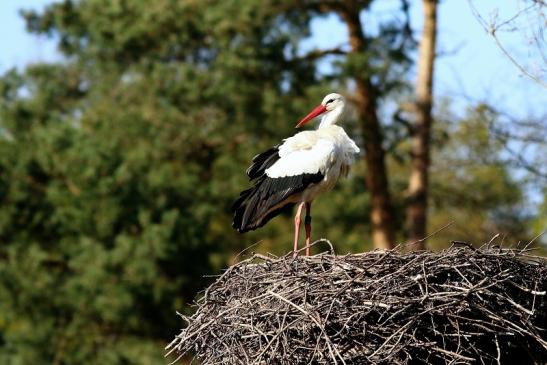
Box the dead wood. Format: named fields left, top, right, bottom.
left=167, top=243, right=547, bottom=364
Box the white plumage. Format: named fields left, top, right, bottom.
left=266, top=126, right=359, bottom=177
left=232, top=93, right=360, bottom=256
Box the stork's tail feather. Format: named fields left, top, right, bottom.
left=232, top=188, right=254, bottom=232
left=232, top=179, right=293, bottom=233
left=232, top=173, right=323, bottom=233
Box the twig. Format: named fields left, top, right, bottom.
left=168, top=245, right=547, bottom=364
left=400, top=221, right=454, bottom=248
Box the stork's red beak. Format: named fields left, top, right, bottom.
left=295, top=104, right=327, bottom=128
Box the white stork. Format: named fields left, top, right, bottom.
left=232, top=93, right=360, bottom=256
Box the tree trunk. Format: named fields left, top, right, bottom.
left=339, top=1, right=396, bottom=250
left=406, top=0, right=438, bottom=249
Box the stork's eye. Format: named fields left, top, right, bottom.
left=326, top=99, right=334, bottom=105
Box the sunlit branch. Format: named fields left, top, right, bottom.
left=467, top=0, right=547, bottom=88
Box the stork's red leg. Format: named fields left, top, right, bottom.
left=305, top=202, right=312, bottom=256
left=293, top=202, right=305, bottom=257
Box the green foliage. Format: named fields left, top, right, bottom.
left=1, top=1, right=337, bottom=363
left=0, top=63, right=219, bottom=362
left=425, top=104, right=532, bottom=248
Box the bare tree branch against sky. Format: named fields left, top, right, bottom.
left=467, top=0, right=547, bottom=88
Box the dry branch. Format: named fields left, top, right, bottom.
left=167, top=244, right=547, bottom=364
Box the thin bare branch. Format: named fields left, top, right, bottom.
left=168, top=246, right=547, bottom=364
left=467, top=0, right=547, bottom=88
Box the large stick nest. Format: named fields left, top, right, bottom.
left=167, top=243, right=547, bottom=364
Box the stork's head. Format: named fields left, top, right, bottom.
left=296, top=93, right=346, bottom=128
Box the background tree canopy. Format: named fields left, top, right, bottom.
left=0, top=0, right=545, bottom=363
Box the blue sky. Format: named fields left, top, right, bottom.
left=304, top=0, right=546, bottom=119
left=0, top=1, right=59, bottom=71
left=1, top=0, right=545, bottom=119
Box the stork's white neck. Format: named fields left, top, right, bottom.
left=318, top=105, right=345, bottom=129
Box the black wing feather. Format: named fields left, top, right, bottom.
left=232, top=172, right=323, bottom=233
left=245, top=145, right=280, bottom=180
